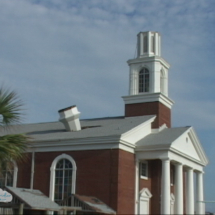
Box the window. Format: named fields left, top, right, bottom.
left=139, top=68, right=150, bottom=93
left=0, top=162, right=17, bottom=188
left=49, top=154, right=76, bottom=204
left=0, top=167, right=13, bottom=187
left=140, top=161, right=148, bottom=179
left=54, top=159, right=73, bottom=204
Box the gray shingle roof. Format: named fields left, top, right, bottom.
left=0, top=115, right=155, bottom=142
left=136, top=127, right=190, bottom=149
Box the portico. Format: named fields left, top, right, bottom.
left=135, top=126, right=208, bottom=215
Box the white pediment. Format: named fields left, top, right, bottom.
left=171, top=127, right=208, bottom=165
left=139, top=188, right=152, bottom=199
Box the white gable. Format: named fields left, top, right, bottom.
left=171, top=127, right=208, bottom=165
left=171, top=132, right=200, bottom=161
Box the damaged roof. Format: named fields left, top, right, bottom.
left=4, top=186, right=61, bottom=211
left=72, top=194, right=116, bottom=214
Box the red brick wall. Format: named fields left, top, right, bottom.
left=17, top=154, right=32, bottom=189
left=125, top=102, right=171, bottom=128
left=138, top=160, right=162, bottom=215
left=117, top=150, right=135, bottom=214
left=17, top=149, right=135, bottom=215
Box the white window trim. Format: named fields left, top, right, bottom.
left=49, top=154, right=77, bottom=201
left=140, top=161, right=148, bottom=180
left=1, top=161, right=18, bottom=188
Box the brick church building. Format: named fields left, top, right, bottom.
left=0, top=31, right=208, bottom=215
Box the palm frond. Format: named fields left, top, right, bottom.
left=0, top=87, right=24, bottom=126
left=0, top=134, right=29, bottom=165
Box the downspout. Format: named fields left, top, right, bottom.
left=135, top=159, right=140, bottom=214
left=30, top=151, right=35, bottom=190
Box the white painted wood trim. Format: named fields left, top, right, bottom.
left=49, top=154, right=77, bottom=201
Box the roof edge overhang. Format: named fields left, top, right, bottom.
left=187, top=127, right=209, bottom=165
left=135, top=127, right=209, bottom=167
left=120, top=116, right=156, bottom=144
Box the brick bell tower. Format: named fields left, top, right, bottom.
left=122, top=31, right=174, bottom=128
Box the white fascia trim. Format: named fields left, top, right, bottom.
left=168, top=151, right=204, bottom=172
left=169, top=127, right=208, bottom=166
left=127, top=56, right=170, bottom=69
left=28, top=135, right=121, bottom=148
left=136, top=143, right=206, bottom=166
left=188, top=128, right=209, bottom=165
left=135, top=148, right=205, bottom=171
left=135, top=144, right=171, bottom=152
left=122, top=93, right=174, bottom=109
left=136, top=150, right=169, bottom=160
left=27, top=135, right=135, bottom=154
left=169, top=147, right=206, bottom=166
left=121, top=116, right=155, bottom=144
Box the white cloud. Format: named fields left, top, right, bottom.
left=0, top=0, right=215, bottom=211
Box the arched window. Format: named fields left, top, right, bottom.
left=49, top=154, right=76, bottom=204
left=139, top=68, right=150, bottom=93
left=0, top=161, right=18, bottom=188
left=55, top=159, right=73, bottom=203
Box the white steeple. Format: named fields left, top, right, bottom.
left=128, top=31, right=170, bottom=97
left=122, top=31, right=174, bottom=128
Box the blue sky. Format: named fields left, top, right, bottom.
left=0, top=0, right=215, bottom=212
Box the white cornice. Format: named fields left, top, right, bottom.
left=27, top=117, right=157, bottom=154
left=135, top=127, right=208, bottom=168
left=27, top=134, right=137, bottom=154
left=127, top=56, right=170, bottom=69
left=188, top=128, right=209, bottom=165
left=122, top=93, right=174, bottom=109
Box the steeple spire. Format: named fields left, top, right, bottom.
left=122, top=31, right=174, bottom=128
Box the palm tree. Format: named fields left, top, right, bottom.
left=0, top=87, right=29, bottom=169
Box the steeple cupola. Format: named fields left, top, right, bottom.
left=137, top=31, right=161, bottom=58
left=122, top=31, right=174, bottom=128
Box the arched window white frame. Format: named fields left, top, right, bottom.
left=49, top=154, right=77, bottom=202
left=0, top=161, right=18, bottom=188
left=139, top=68, right=150, bottom=93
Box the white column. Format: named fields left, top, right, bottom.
left=129, top=68, right=133, bottom=95
left=161, top=159, right=171, bottom=215
left=147, top=31, right=151, bottom=56
left=196, top=171, right=205, bottom=214
left=140, top=33, right=143, bottom=56
left=175, top=163, right=183, bottom=214
left=154, top=33, right=158, bottom=56
left=186, top=168, right=194, bottom=214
